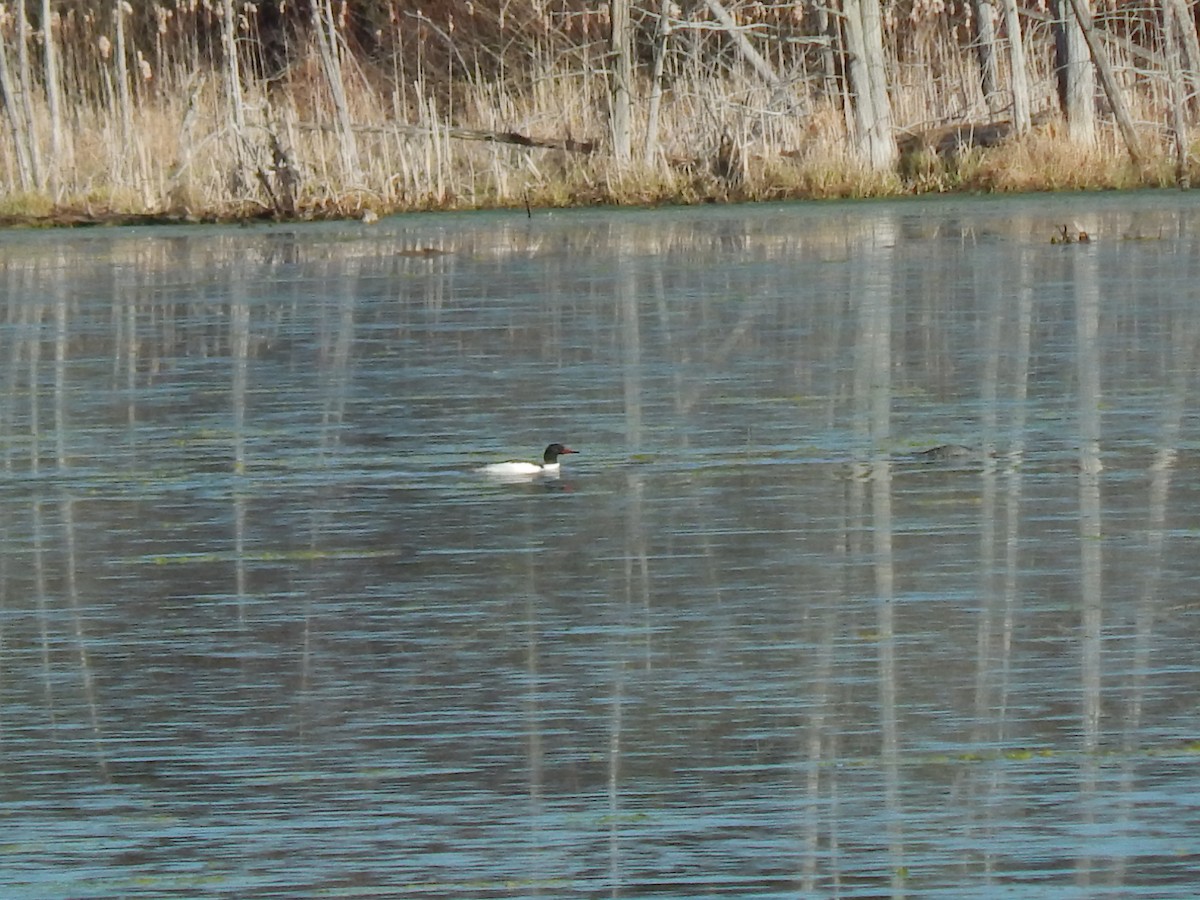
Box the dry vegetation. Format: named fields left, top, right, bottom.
left=0, top=0, right=1194, bottom=225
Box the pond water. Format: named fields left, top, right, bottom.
left=2, top=192, right=1199, bottom=898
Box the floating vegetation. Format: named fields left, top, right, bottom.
left=1050, top=222, right=1093, bottom=244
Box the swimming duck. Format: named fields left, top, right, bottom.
left=479, top=443, right=578, bottom=479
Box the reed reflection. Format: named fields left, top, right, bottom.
left=1073, top=236, right=1104, bottom=887
left=1, top=198, right=1199, bottom=896
left=856, top=216, right=905, bottom=892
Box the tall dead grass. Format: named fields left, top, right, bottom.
left=0, top=0, right=1193, bottom=223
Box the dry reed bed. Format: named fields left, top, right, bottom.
left=0, top=0, right=1191, bottom=225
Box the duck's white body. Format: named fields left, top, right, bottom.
left=479, top=443, right=576, bottom=481
left=481, top=460, right=561, bottom=477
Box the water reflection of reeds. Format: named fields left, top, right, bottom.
left=4, top=197, right=1200, bottom=895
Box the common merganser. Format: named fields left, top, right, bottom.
left=479, top=443, right=578, bottom=480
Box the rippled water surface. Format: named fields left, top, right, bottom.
left=3, top=193, right=1200, bottom=898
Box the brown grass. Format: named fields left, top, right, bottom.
left=959, top=122, right=1177, bottom=193
left=0, top=4, right=1192, bottom=225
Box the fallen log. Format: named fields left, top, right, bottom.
left=895, top=109, right=1056, bottom=158
left=297, top=120, right=597, bottom=154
